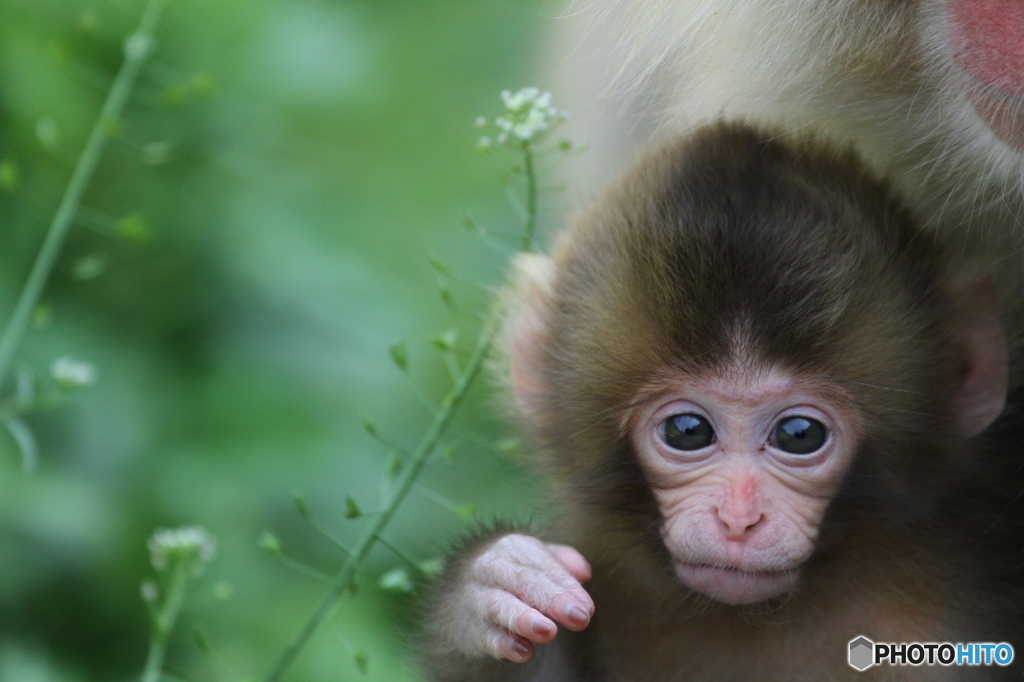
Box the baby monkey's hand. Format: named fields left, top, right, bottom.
left=446, top=533, right=594, bottom=663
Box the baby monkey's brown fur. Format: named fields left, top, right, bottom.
left=420, top=123, right=1024, bottom=680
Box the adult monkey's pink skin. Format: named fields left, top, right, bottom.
left=949, top=0, right=1024, bottom=149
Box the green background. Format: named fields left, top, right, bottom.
left=0, top=0, right=561, bottom=679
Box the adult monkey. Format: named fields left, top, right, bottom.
left=419, top=123, right=1024, bottom=680
left=552, top=0, right=1024, bottom=253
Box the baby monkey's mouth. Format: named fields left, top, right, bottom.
left=674, top=561, right=799, bottom=605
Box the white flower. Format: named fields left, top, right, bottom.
left=140, top=580, right=160, bottom=603
left=148, top=525, right=216, bottom=573
left=50, top=356, right=97, bottom=389
left=477, top=136, right=492, bottom=150
left=124, top=33, right=153, bottom=61
left=478, top=87, right=564, bottom=145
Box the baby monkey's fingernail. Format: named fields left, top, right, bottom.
left=533, top=620, right=554, bottom=636
left=566, top=605, right=588, bottom=627
left=511, top=640, right=531, bottom=658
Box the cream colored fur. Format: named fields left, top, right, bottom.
left=550, top=0, right=1024, bottom=246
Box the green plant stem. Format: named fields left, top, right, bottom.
left=520, top=143, right=537, bottom=252
left=413, top=481, right=462, bottom=513
left=0, top=0, right=164, bottom=389
left=261, top=145, right=540, bottom=682
left=0, top=391, right=69, bottom=421
left=260, top=314, right=498, bottom=682
left=306, top=516, right=353, bottom=556
left=375, top=534, right=427, bottom=577
left=141, top=560, right=189, bottom=682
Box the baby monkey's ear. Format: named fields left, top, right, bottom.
left=507, top=253, right=556, bottom=424
left=951, top=277, right=1008, bottom=438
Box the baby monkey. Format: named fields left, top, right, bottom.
left=420, top=123, right=1024, bottom=680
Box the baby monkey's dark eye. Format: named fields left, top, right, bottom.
left=661, top=414, right=715, bottom=451
left=773, top=417, right=827, bottom=455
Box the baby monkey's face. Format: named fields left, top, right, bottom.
left=632, top=364, right=861, bottom=605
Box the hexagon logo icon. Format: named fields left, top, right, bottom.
left=848, top=636, right=874, bottom=671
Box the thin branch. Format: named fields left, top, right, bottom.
left=275, top=555, right=335, bottom=584
left=366, top=429, right=411, bottom=457
left=441, top=351, right=463, bottom=386
left=259, top=313, right=500, bottom=682
left=520, top=142, right=538, bottom=252
left=75, top=205, right=120, bottom=235
left=406, top=377, right=439, bottom=416
left=413, top=482, right=463, bottom=514
left=0, top=0, right=165, bottom=389
left=140, top=559, right=188, bottom=682
left=303, top=515, right=353, bottom=557
left=375, top=535, right=427, bottom=577
left=258, top=120, right=544, bottom=682
left=0, top=391, right=69, bottom=421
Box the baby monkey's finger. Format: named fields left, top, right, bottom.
left=543, top=593, right=593, bottom=632
left=484, top=589, right=558, bottom=644
left=546, top=543, right=593, bottom=583
left=491, top=629, right=534, bottom=663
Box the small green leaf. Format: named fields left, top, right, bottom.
left=388, top=341, right=408, bottom=371
left=431, top=329, right=458, bottom=352
left=115, top=213, right=150, bottom=242
left=72, top=254, right=107, bottom=281
left=360, top=412, right=377, bottom=436
left=345, top=496, right=362, bottom=520
left=293, top=490, right=310, bottom=520
left=379, top=567, right=414, bottom=593
left=439, top=279, right=453, bottom=307
left=0, top=158, right=20, bottom=192
left=558, top=139, right=573, bottom=151
left=191, top=71, right=218, bottom=96
left=193, top=626, right=212, bottom=654
left=496, top=438, right=521, bottom=459
left=353, top=648, right=369, bottom=674
left=429, top=254, right=449, bottom=275
left=257, top=530, right=284, bottom=556
left=442, top=446, right=456, bottom=465
left=456, top=502, right=476, bottom=522
left=161, top=85, right=187, bottom=107
left=385, top=452, right=404, bottom=478
left=31, top=305, right=51, bottom=329
left=46, top=39, right=69, bottom=63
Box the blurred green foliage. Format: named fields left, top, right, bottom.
left=0, top=0, right=558, bottom=679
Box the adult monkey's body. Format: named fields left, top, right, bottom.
left=419, top=124, right=1024, bottom=680
left=552, top=0, right=1024, bottom=254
